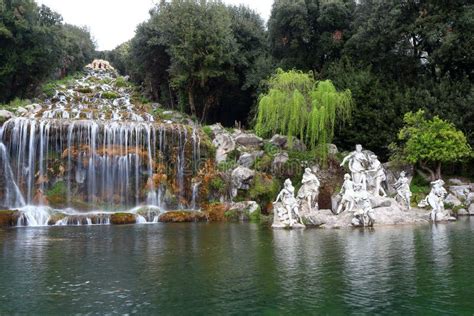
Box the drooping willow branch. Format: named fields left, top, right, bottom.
left=255, top=69, right=353, bottom=163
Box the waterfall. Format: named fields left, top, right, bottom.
left=0, top=69, right=209, bottom=227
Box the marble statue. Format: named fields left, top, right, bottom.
left=367, top=155, right=387, bottom=197
left=335, top=173, right=355, bottom=215
left=351, top=184, right=375, bottom=227
left=419, top=179, right=449, bottom=221
left=340, top=144, right=369, bottom=186
left=297, top=168, right=320, bottom=212
left=394, top=171, right=412, bottom=210
left=272, top=179, right=305, bottom=228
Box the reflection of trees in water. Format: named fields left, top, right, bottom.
left=341, top=227, right=417, bottom=312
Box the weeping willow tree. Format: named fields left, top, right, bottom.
left=255, top=69, right=353, bottom=162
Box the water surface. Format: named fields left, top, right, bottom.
left=1, top=219, right=473, bottom=314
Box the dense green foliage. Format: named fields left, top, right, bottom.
left=1, top=0, right=472, bottom=163
left=107, top=0, right=472, bottom=159
left=394, top=110, right=471, bottom=180
left=107, top=0, right=270, bottom=124
left=0, top=0, right=95, bottom=103
left=255, top=69, right=352, bottom=160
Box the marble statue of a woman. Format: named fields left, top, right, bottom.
left=394, top=171, right=412, bottom=210
left=273, top=179, right=305, bottom=228
left=335, top=174, right=355, bottom=215
left=420, top=179, right=448, bottom=221
left=297, top=168, right=320, bottom=212
left=340, top=144, right=370, bottom=186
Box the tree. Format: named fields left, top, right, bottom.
left=395, top=110, right=471, bottom=180
left=255, top=69, right=352, bottom=161
left=0, top=0, right=96, bottom=103
left=268, top=0, right=355, bottom=72
left=155, top=0, right=238, bottom=121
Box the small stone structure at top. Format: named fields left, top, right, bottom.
left=86, top=59, right=115, bottom=71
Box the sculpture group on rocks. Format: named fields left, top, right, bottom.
left=272, top=169, right=320, bottom=228
left=271, top=143, right=458, bottom=229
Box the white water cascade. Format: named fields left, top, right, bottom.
left=0, top=69, right=208, bottom=226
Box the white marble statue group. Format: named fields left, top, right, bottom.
left=272, top=144, right=450, bottom=229
left=272, top=168, right=320, bottom=228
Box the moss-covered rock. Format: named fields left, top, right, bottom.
left=0, top=210, right=20, bottom=226
left=110, top=213, right=136, bottom=225
left=202, top=203, right=228, bottom=222
left=158, top=211, right=208, bottom=223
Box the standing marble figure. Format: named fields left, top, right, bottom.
left=394, top=171, right=412, bottom=210
left=335, top=173, right=355, bottom=215
left=340, top=144, right=370, bottom=187
left=297, top=168, right=320, bottom=212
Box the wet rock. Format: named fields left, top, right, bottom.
left=457, top=208, right=469, bottom=216
left=158, top=211, right=207, bottom=223
left=226, top=201, right=261, bottom=222
left=233, top=131, right=263, bottom=148
left=0, top=210, right=20, bottom=226
left=24, top=104, right=42, bottom=113
left=110, top=213, right=137, bottom=225
left=467, top=192, right=474, bottom=204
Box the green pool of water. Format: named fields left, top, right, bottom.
left=1, top=219, right=473, bottom=314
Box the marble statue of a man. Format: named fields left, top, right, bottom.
left=273, top=179, right=304, bottom=227
left=340, top=144, right=370, bottom=186
left=394, top=171, right=412, bottom=210
left=335, top=173, right=355, bottom=215
left=297, top=168, right=320, bottom=212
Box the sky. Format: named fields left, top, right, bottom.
left=36, top=0, right=273, bottom=51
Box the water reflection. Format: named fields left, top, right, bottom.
left=0, top=220, right=473, bottom=314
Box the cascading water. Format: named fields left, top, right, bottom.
left=0, top=67, right=210, bottom=226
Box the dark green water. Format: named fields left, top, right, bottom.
left=1, top=219, right=473, bottom=315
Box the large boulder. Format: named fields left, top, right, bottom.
left=269, top=134, right=306, bottom=151
left=231, top=166, right=255, bottom=196
left=226, top=201, right=261, bottom=222
left=213, top=132, right=236, bottom=163
left=272, top=152, right=289, bottom=173
left=444, top=193, right=462, bottom=207
left=448, top=185, right=470, bottom=201
left=159, top=211, right=207, bottom=223
left=237, top=151, right=264, bottom=168
left=233, top=131, right=263, bottom=148
left=0, top=110, right=14, bottom=124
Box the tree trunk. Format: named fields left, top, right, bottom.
left=201, top=95, right=215, bottom=123
left=188, top=86, right=196, bottom=117
left=419, top=161, right=436, bottom=181
left=435, top=162, right=442, bottom=180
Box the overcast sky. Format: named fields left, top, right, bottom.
left=36, top=0, right=273, bottom=51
